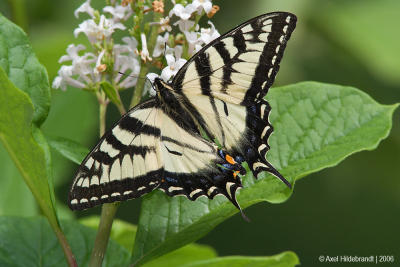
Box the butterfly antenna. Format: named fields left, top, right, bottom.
left=118, top=71, right=146, bottom=80
left=146, top=75, right=157, bottom=92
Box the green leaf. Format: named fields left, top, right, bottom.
left=313, top=0, right=400, bottom=85
left=0, top=66, right=59, bottom=229
left=0, top=12, right=51, bottom=126
left=143, top=243, right=217, bottom=267
left=0, top=145, right=38, bottom=217
left=80, top=216, right=217, bottom=266
left=101, top=81, right=122, bottom=106
left=47, top=135, right=89, bottom=165
left=0, top=216, right=129, bottom=267
left=179, top=252, right=299, bottom=267
left=131, top=81, right=398, bottom=265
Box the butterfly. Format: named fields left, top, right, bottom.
left=68, top=12, right=297, bottom=215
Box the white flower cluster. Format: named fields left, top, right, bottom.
left=53, top=0, right=138, bottom=91
left=53, top=0, right=220, bottom=98
left=149, top=0, right=220, bottom=82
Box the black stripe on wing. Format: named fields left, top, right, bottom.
left=69, top=98, right=162, bottom=210
left=243, top=100, right=291, bottom=188
left=172, top=12, right=297, bottom=105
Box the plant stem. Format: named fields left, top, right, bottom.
left=53, top=224, right=78, bottom=267
left=129, top=62, right=149, bottom=108
left=89, top=93, right=120, bottom=267
left=88, top=203, right=119, bottom=267
left=129, top=13, right=162, bottom=108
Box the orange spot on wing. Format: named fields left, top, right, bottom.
left=233, top=170, right=239, bottom=179
left=225, top=154, right=236, bottom=165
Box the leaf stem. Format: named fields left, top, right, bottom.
left=129, top=13, right=162, bottom=108
left=53, top=224, right=78, bottom=267
left=115, top=90, right=127, bottom=114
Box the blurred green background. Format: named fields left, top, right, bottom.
left=1, top=0, right=399, bottom=266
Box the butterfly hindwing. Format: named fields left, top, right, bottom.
left=69, top=99, right=245, bottom=210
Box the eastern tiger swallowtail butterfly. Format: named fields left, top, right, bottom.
left=68, top=12, right=297, bottom=214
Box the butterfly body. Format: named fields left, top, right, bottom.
left=69, top=12, right=297, bottom=212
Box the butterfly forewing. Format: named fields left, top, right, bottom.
left=173, top=12, right=297, bottom=104
left=170, top=12, right=296, bottom=184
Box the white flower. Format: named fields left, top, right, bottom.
left=74, top=0, right=95, bottom=18
left=169, top=3, right=196, bottom=20
left=135, top=33, right=152, bottom=62
left=191, top=0, right=213, bottom=14
left=113, top=40, right=141, bottom=89
left=146, top=73, right=159, bottom=84
left=103, top=4, right=132, bottom=22
left=114, top=36, right=138, bottom=55
left=52, top=65, right=86, bottom=90
left=194, top=44, right=203, bottom=54
left=153, top=32, right=169, bottom=57
left=149, top=16, right=172, bottom=32
left=160, top=53, right=187, bottom=81
left=184, top=30, right=201, bottom=56
left=93, top=49, right=106, bottom=75
left=59, top=44, right=96, bottom=77
left=174, top=18, right=197, bottom=32
left=199, top=21, right=220, bottom=44
left=116, top=55, right=140, bottom=89
left=122, top=36, right=138, bottom=52
left=143, top=73, right=159, bottom=96
left=74, top=15, right=126, bottom=43
left=53, top=44, right=105, bottom=90
left=173, top=45, right=183, bottom=59
left=59, top=44, right=86, bottom=63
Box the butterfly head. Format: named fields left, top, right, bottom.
left=153, top=77, right=179, bottom=105
left=153, top=77, right=173, bottom=90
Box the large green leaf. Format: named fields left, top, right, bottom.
left=0, top=145, right=38, bottom=217
left=0, top=67, right=58, bottom=229
left=131, top=81, right=398, bottom=265
left=0, top=12, right=51, bottom=126
left=0, top=216, right=129, bottom=267
left=80, top=216, right=218, bottom=267
left=143, top=244, right=217, bottom=267
left=180, top=252, right=299, bottom=267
